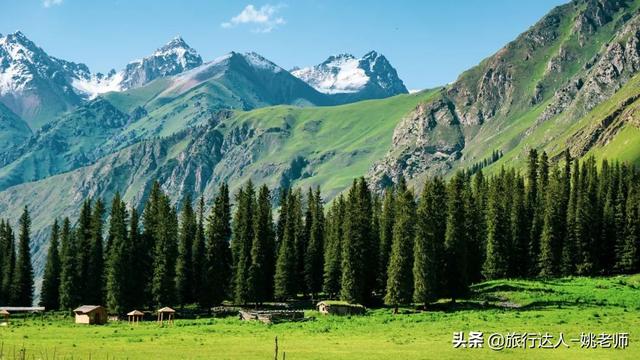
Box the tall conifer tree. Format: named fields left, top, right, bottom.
left=385, top=182, right=415, bottom=310
left=176, top=194, right=196, bottom=305
left=41, top=220, right=61, bottom=310
left=444, top=173, right=469, bottom=301
left=203, top=184, right=232, bottom=307
left=13, top=207, right=33, bottom=305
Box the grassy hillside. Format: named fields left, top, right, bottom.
left=371, top=0, right=640, bottom=188
left=0, top=102, right=31, bottom=153
left=0, top=90, right=437, bottom=281
left=2, top=275, right=639, bottom=359
left=482, top=72, right=640, bottom=175
left=218, top=91, right=439, bottom=198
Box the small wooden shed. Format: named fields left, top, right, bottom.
left=0, top=309, right=9, bottom=325
left=317, top=301, right=365, bottom=316
left=127, top=310, right=144, bottom=324
left=73, top=305, right=107, bottom=325
left=157, top=307, right=175, bottom=325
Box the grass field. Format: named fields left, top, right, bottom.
left=1, top=275, right=639, bottom=359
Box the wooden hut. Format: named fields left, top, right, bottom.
left=317, top=301, right=365, bottom=316
left=127, top=310, right=144, bottom=324
left=239, top=310, right=305, bottom=324
left=0, top=309, right=9, bottom=325
left=157, top=307, right=175, bottom=325
left=73, top=305, right=107, bottom=325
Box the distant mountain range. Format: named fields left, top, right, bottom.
left=0, top=31, right=408, bottom=131
left=2, top=0, right=640, bottom=293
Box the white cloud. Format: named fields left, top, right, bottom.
left=221, top=4, right=286, bottom=33
left=43, top=0, right=63, bottom=7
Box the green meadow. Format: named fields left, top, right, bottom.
left=1, top=275, right=639, bottom=359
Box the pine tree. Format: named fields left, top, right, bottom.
left=276, top=187, right=290, bottom=251
left=192, top=196, right=207, bottom=306
left=248, top=185, right=275, bottom=304
left=140, top=181, right=163, bottom=306
left=75, top=199, right=93, bottom=301
left=59, top=218, right=79, bottom=310
left=128, top=206, right=143, bottom=308
left=413, top=178, right=447, bottom=306
left=599, top=161, right=617, bottom=273
left=40, top=220, right=61, bottom=310
left=617, top=184, right=639, bottom=273
left=340, top=178, right=372, bottom=304
left=561, top=158, right=580, bottom=275
left=203, top=183, right=232, bottom=307
left=444, top=173, right=469, bottom=301
left=483, top=176, right=509, bottom=280
left=13, top=206, right=33, bottom=305
left=613, top=169, right=629, bottom=273
left=105, top=194, right=130, bottom=314
left=526, top=149, right=539, bottom=276
left=539, top=168, right=564, bottom=277
left=304, top=187, right=324, bottom=297
left=377, top=189, right=395, bottom=293
left=0, top=221, right=15, bottom=305
left=176, top=194, right=196, bottom=306
left=465, top=176, right=484, bottom=284
left=385, top=183, right=415, bottom=310
left=510, top=176, right=528, bottom=277
left=291, top=189, right=306, bottom=295
left=86, top=199, right=105, bottom=305
left=231, top=182, right=256, bottom=304
left=151, top=192, right=179, bottom=306
left=322, top=195, right=344, bottom=298
left=576, top=158, right=600, bottom=274
left=368, top=193, right=381, bottom=296
left=274, top=190, right=299, bottom=300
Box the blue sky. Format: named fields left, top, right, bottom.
left=1, top=0, right=567, bottom=89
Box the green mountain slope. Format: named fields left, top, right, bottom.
left=0, top=102, right=31, bottom=154
left=369, top=0, right=640, bottom=188
left=0, top=98, right=130, bottom=190
left=0, top=91, right=436, bottom=280
left=0, top=51, right=338, bottom=190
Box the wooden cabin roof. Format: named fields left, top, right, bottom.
left=73, top=305, right=104, bottom=314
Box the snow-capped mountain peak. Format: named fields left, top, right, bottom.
left=292, top=53, right=368, bottom=94
left=118, top=36, right=203, bottom=90
left=292, top=51, right=407, bottom=97
left=242, top=51, right=283, bottom=73
left=0, top=32, right=206, bottom=126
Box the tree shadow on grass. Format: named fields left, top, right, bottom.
left=473, top=283, right=557, bottom=294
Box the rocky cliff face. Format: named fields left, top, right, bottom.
left=540, top=12, right=640, bottom=125
left=368, top=98, right=464, bottom=188
left=368, top=0, right=640, bottom=191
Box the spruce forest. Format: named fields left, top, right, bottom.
left=1, top=150, right=638, bottom=312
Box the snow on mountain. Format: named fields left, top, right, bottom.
left=243, top=51, right=284, bottom=73
left=292, top=51, right=408, bottom=98
left=0, top=32, right=203, bottom=102
left=0, top=31, right=85, bottom=127
left=71, top=71, right=124, bottom=98
left=163, top=51, right=287, bottom=95
left=118, top=36, right=203, bottom=90
left=292, top=54, right=367, bottom=94
left=0, top=31, right=66, bottom=95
